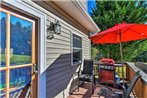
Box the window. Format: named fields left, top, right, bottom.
left=0, top=8, right=35, bottom=98
left=72, top=34, right=82, bottom=65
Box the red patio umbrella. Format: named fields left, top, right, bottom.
left=90, top=23, right=147, bottom=85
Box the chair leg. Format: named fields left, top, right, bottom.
left=92, top=76, right=95, bottom=94
left=78, top=78, right=80, bottom=91
left=78, top=80, right=84, bottom=92
left=92, top=82, right=95, bottom=94
left=78, top=88, right=79, bottom=92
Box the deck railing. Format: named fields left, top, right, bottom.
left=126, top=63, right=147, bottom=98
left=94, top=62, right=147, bottom=98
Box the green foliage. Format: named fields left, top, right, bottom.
left=132, top=51, right=147, bottom=62
left=90, top=1, right=147, bottom=61
left=123, top=40, right=147, bottom=62
left=91, top=47, right=98, bottom=60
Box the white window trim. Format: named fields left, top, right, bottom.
left=71, top=31, right=83, bottom=66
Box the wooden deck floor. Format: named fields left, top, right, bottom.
left=68, top=82, right=135, bottom=98
left=68, top=83, right=104, bottom=98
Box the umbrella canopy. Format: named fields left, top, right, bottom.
left=90, top=23, right=147, bottom=44
left=90, top=23, right=147, bottom=86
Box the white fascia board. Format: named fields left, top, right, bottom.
left=53, top=0, right=100, bottom=33
left=75, top=0, right=100, bottom=32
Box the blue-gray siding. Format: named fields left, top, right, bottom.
left=46, top=9, right=91, bottom=98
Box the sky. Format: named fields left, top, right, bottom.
left=88, top=0, right=96, bottom=14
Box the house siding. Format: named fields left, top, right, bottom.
left=34, top=1, right=89, bottom=34
left=82, top=34, right=91, bottom=59
left=46, top=14, right=91, bottom=98
left=2, top=0, right=92, bottom=98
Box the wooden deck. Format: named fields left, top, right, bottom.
left=68, top=82, right=135, bottom=98
left=68, top=82, right=104, bottom=98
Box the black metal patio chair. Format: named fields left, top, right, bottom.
left=78, top=59, right=95, bottom=94
left=98, top=70, right=141, bottom=98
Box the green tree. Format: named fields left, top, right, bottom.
left=90, top=1, right=147, bottom=61
left=91, top=47, right=99, bottom=60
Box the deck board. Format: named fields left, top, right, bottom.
left=68, top=83, right=104, bottom=98
left=68, top=82, right=135, bottom=98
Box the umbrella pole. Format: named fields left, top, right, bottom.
left=119, top=33, right=125, bottom=86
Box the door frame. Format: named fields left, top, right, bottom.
left=1, top=1, right=47, bottom=97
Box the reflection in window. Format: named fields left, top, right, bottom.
left=72, top=34, right=82, bottom=64
left=0, top=9, right=34, bottom=98
left=9, top=67, right=31, bottom=97
left=0, top=70, right=6, bottom=98
left=10, top=15, right=32, bottom=66
left=0, top=12, right=6, bottom=67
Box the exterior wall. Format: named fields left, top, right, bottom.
left=46, top=14, right=91, bottom=98
left=33, top=1, right=91, bottom=98
left=34, top=1, right=91, bottom=98
left=34, top=1, right=89, bottom=34
left=82, top=34, right=91, bottom=59
left=2, top=0, right=91, bottom=98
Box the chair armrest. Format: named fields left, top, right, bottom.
left=105, top=80, right=126, bottom=93
left=115, top=83, right=127, bottom=93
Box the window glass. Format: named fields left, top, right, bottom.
left=10, top=15, right=32, bottom=66
left=72, top=34, right=82, bottom=64
left=0, top=9, right=34, bottom=98
left=9, top=67, right=31, bottom=97
left=0, top=70, right=6, bottom=98
left=0, top=12, right=6, bottom=67
left=73, top=34, right=82, bottom=48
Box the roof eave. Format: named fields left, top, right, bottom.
left=53, top=0, right=100, bottom=33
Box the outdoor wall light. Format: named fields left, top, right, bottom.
left=46, top=20, right=61, bottom=40
left=54, top=20, right=61, bottom=35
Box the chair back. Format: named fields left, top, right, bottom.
left=82, top=59, right=93, bottom=75
left=125, top=71, right=141, bottom=98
